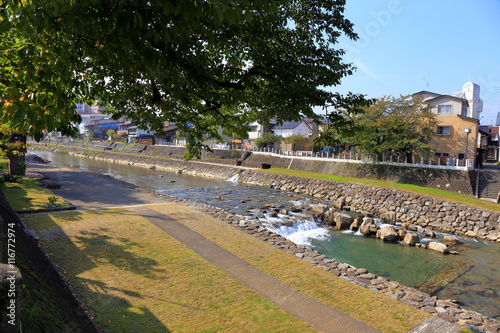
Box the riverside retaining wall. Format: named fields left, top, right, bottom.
left=31, top=141, right=499, bottom=242
left=242, top=154, right=477, bottom=196
left=237, top=171, right=500, bottom=243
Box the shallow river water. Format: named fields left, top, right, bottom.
left=31, top=151, right=500, bottom=319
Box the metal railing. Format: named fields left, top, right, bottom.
left=251, top=147, right=475, bottom=170
left=53, top=137, right=475, bottom=170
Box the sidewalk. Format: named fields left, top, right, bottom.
left=25, top=161, right=437, bottom=332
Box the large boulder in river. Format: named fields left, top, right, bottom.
left=402, top=232, right=419, bottom=246
left=376, top=225, right=398, bottom=242
left=326, top=212, right=354, bottom=230
left=332, top=198, right=345, bottom=209
left=359, top=217, right=377, bottom=236
left=380, top=211, right=396, bottom=225
left=311, top=204, right=328, bottom=214
left=350, top=216, right=363, bottom=231
left=428, top=241, right=449, bottom=253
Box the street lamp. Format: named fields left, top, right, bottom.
left=464, top=128, right=472, bottom=166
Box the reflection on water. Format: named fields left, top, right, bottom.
left=30, top=151, right=500, bottom=319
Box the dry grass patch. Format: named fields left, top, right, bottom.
left=23, top=208, right=316, bottom=333
left=150, top=204, right=430, bottom=333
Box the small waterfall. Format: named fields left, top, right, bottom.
left=265, top=219, right=330, bottom=247
left=226, top=173, right=240, bottom=182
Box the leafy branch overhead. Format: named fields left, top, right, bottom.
left=1, top=0, right=368, bottom=157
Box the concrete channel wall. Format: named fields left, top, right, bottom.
left=31, top=140, right=499, bottom=243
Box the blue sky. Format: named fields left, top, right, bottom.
left=332, top=0, right=500, bottom=125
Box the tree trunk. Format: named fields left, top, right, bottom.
left=7, top=153, right=25, bottom=176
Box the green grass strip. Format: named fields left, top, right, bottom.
left=151, top=204, right=431, bottom=333
left=0, top=177, right=70, bottom=212
left=23, top=208, right=317, bottom=333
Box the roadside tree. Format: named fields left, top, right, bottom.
left=345, top=95, right=437, bottom=162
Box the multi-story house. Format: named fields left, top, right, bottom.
left=414, top=82, right=483, bottom=165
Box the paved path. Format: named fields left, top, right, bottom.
left=26, top=161, right=447, bottom=332
left=27, top=162, right=166, bottom=209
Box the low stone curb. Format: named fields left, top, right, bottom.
left=17, top=205, right=75, bottom=215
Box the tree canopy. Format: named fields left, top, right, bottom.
left=1, top=0, right=368, bottom=157
left=342, top=95, right=438, bottom=160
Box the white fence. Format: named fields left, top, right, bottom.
left=251, top=148, right=475, bottom=170
left=154, top=142, right=476, bottom=170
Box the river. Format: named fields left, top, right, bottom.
left=30, top=151, right=500, bottom=320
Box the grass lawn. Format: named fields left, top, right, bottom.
left=150, top=204, right=430, bottom=333
left=21, top=204, right=431, bottom=333
left=262, top=168, right=500, bottom=212
left=1, top=155, right=69, bottom=211
left=23, top=207, right=317, bottom=333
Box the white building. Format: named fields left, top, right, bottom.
left=451, top=82, right=483, bottom=119
left=272, top=120, right=313, bottom=138
left=75, top=103, right=109, bottom=136
left=247, top=120, right=276, bottom=140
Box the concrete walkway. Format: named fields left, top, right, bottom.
left=27, top=162, right=166, bottom=209
left=26, top=161, right=444, bottom=332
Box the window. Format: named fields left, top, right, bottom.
left=437, top=105, right=453, bottom=114
left=436, top=126, right=451, bottom=135
left=435, top=152, right=449, bottom=157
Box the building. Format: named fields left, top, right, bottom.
left=414, top=82, right=482, bottom=165
left=479, top=125, right=499, bottom=162
left=247, top=120, right=276, bottom=141
left=75, top=103, right=109, bottom=137
left=271, top=120, right=313, bottom=138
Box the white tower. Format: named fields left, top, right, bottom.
left=462, top=82, right=483, bottom=119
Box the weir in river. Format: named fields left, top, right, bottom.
left=29, top=150, right=500, bottom=320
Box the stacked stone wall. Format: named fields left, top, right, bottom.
left=242, top=154, right=476, bottom=196
left=237, top=171, right=500, bottom=242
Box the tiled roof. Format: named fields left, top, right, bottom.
left=272, top=121, right=301, bottom=130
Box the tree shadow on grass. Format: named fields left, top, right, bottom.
left=73, top=277, right=171, bottom=332
left=25, top=211, right=172, bottom=331
left=72, top=229, right=166, bottom=279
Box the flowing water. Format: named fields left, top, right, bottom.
left=30, top=151, right=500, bottom=319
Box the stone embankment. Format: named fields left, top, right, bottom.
left=32, top=141, right=500, bottom=243
left=238, top=171, right=500, bottom=244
